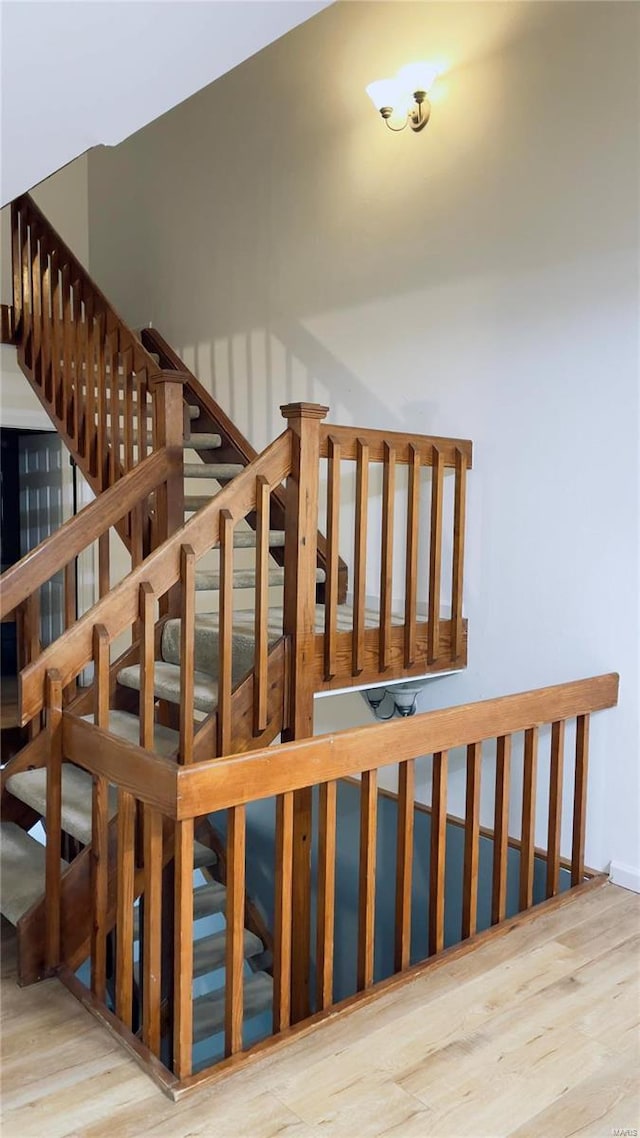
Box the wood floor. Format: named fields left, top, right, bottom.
left=1, top=882, right=638, bottom=1137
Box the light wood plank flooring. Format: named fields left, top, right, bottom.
left=1, top=883, right=638, bottom=1137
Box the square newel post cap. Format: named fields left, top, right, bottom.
left=280, top=402, right=329, bottom=423
left=148, top=368, right=190, bottom=390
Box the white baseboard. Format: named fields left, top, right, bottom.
left=608, top=861, right=640, bottom=893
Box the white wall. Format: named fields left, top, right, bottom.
left=87, top=1, right=639, bottom=878
left=0, top=1, right=331, bottom=205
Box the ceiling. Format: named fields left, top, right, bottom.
left=0, top=0, right=330, bottom=206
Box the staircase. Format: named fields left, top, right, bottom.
left=1, top=190, right=617, bottom=1102
left=2, top=754, right=274, bottom=1062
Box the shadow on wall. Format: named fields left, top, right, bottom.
left=179, top=311, right=431, bottom=453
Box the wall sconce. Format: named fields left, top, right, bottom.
left=363, top=680, right=430, bottom=720
left=366, top=61, right=441, bottom=133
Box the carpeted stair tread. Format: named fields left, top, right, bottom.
left=194, top=567, right=325, bottom=591
left=193, top=927, right=263, bottom=979
left=81, top=709, right=180, bottom=757
left=184, top=463, right=244, bottom=481
left=6, top=764, right=118, bottom=846
left=193, top=879, right=227, bottom=918
left=133, top=880, right=226, bottom=937
left=0, top=822, right=68, bottom=926
left=161, top=615, right=279, bottom=678
left=184, top=434, right=223, bottom=450
left=192, top=970, right=273, bottom=1043
left=117, top=660, right=219, bottom=713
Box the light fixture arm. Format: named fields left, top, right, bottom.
left=379, top=90, right=431, bottom=133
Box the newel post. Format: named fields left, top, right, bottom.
left=150, top=369, right=187, bottom=614
left=281, top=401, right=328, bottom=1023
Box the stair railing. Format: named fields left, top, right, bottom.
left=18, top=429, right=296, bottom=758
left=317, top=423, right=473, bottom=690
left=0, top=450, right=175, bottom=742
left=48, top=671, right=617, bottom=1090
left=140, top=325, right=349, bottom=606
left=8, top=194, right=185, bottom=555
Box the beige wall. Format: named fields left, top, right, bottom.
left=88, top=2, right=639, bottom=878
left=1, top=155, right=90, bottom=427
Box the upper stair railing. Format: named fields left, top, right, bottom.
left=8, top=193, right=186, bottom=554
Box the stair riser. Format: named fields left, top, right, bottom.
left=162, top=622, right=258, bottom=679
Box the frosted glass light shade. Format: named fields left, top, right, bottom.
left=396, top=60, right=440, bottom=95
left=365, top=77, right=400, bottom=111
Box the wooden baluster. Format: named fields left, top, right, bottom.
left=571, top=714, right=590, bottom=886
left=136, top=368, right=148, bottom=462
left=357, top=769, right=377, bottom=991
left=179, top=545, right=196, bottom=764
left=254, top=476, right=270, bottom=735
left=139, top=583, right=156, bottom=751
left=519, top=726, right=539, bottom=911
left=91, top=625, right=110, bottom=1001
left=324, top=436, right=341, bottom=681
left=427, top=446, right=444, bottom=664
left=122, top=347, right=134, bottom=474
left=150, top=371, right=186, bottom=605
left=40, top=241, right=52, bottom=404
left=130, top=500, right=144, bottom=569
left=109, top=330, right=121, bottom=482
left=429, top=750, right=448, bottom=955
left=45, top=669, right=63, bottom=973
left=316, top=779, right=337, bottom=1011
left=85, top=294, right=98, bottom=475
left=11, top=202, right=22, bottom=339
left=25, top=591, right=41, bottom=739
left=353, top=438, right=369, bottom=676
left=61, top=266, right=73, bottom=441
left=72, top=282, right=83, bottom=454
left=394, top=758, right=415, bottom=972
left=20, top=211, right=32, bottom=369
left=273, top=791, right=294, bottom=1032
left=492, top=734, right=511, bottom=925
left=281, top=403, right=327, bottom=1024
left=174, top=817, right=194, bottom=1079
left=50, top=251, right=61, bottom=419
left=451, top=447, right=467, bottom=663
left=225, top=805, right=246, bottom=1057
left=63, top=560, right=77, bottom=702
left=462, top=741, right=482, bottom=939
left=142, top=805, right=163, bottom=1058
left=379, top=442, right=395, bottom=672
left=95, top=310, right=107, bottom=488
left=546, top=720, right=565, bottom=898
left=217, top=512, right=234, bottom=756
left=404, top=445, right=420, bottom=667
left=31, top=226, right=42, bottom=385
left=98, top=531, right=110, bottom=599
left=115, top=785, right=136, bottom=1028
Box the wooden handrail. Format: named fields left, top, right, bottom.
left=174, top=674, right=619, bottom=816
left=61, top=673, right=617, bottom=817
left=14, top=195, right=160, bottom=380
left=19, top=431, right=293, bottom=723
left=319, top=424, right=473, bottom=467
left=0, top=449, right=172, bottom=619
